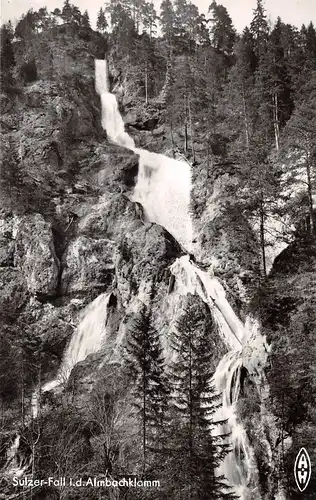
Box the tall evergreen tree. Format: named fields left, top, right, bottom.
left=124, top=306, right=169, bottom=473
left=142, top=1, right=158, bottom=39
left=82, top=10, right=90, bottom=28
left=250, top=0, right=269, bottom=61
left=96, top=7, right=108, bottom=33
left=208, top=1, right=236, bottom=57
left=61, top=0, right=73, bottom=23
left=163, top=298, right=235, bottom=499
left=160, top=0, right=176, bottom=49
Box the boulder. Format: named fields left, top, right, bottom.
left=78, top=194, right=144, bottom=240
left=115, top=223, right=181, bottom=307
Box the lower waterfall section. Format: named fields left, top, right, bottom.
left=170, top=257, right=259, bottom=499
left=3, top=293, right=111, bottom=476
left=31, top=292, right=111, bottom=418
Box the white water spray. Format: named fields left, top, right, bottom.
left=95, top=59, right=265, bottom=498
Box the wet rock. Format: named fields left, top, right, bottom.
left=14, top=214, right=60, bottom=297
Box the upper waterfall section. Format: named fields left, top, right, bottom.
left=95, top=58, right=192, bottom=251
left=95, top=59, right=135, bottom=149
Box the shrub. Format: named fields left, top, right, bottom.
left=19, top=59, right=37, bottom=83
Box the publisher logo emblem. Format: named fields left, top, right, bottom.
left=294, top=448, right=311, bottom=492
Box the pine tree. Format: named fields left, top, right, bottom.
left=160, top=0, right=175, bottom=49
left=208, top=1, right=236, bottom=57
left=225, top=27, right=256, bottom=151
left=124, top=306, right=169, bottom=473
left=142, top=1, right=158, bottom=39
left=301, top=22, right=316, bottom=73
left=96, top=7, right=108, bottom=33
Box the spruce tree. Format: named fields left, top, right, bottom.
left=164, top=297, right=235, bottom=499
left=250, top=0, right=269, bottom=62
left=96, top=7, right=108, bottom=33
left=123, top=306, right=169, bottom=474
left=61, top=0, right=73, bottom=23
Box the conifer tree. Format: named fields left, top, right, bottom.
left=282, top=72, right=316, bottom=235
left=124, top=306, right=169, bottom=473
left=61, top=0, right=73, bottom=23
left=96, top=7, right=108, bottom=33
left=208, top=1, right=236, bottom=57
left=250, top=0, right=269, bottom=61
left=160, top=0, right=176, bottom=48
left=82, top=10, right=90, bottom=28
left=164, top=297, right=235, bottom=499
left=301, top=22, right=316, bottom=73
left=142, top=1, right=158, bottom=39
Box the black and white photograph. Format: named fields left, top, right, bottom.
left=0, top=0, right=316, bottom=498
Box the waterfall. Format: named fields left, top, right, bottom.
left=95, top=58, right=264, bottom=499
left=3, top=293, right=111, bottom=475
left=170, top=256, right=255, bottom=498
left=4, top=435, right=30, bottom=478
left=94, top=60, right=192, bottom=250
left=32, top=292, right=111, bottom=418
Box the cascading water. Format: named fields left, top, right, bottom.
left=95, top=58, right=265, bottom=499
left=31, top=292, right=111, bottom=418
left=3, top=292, right=111, bottom=475
left=170, top=256, right=256, bottom=498
left=94, top=60, right=192, bottom=251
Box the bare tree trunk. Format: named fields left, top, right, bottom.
left=187, top=97, right=195, bottom=163
left=242, top=85, right=250, bottom=150
left=188, top=333, right=193, bottom=500
left=145, top=62, right=148, bottom=105
left=184, top=96, right=188, bottom=154
left=21, top=352, right=25, bottom=430
left=142, top=370, right=146, bottom=475
left=260, top=196, right=267, bottom=277
left=306, top=155, right=314, bottom=234
left=273, top=93, right=280, bottom=152
left=170, top=120, right=175, bottom=158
